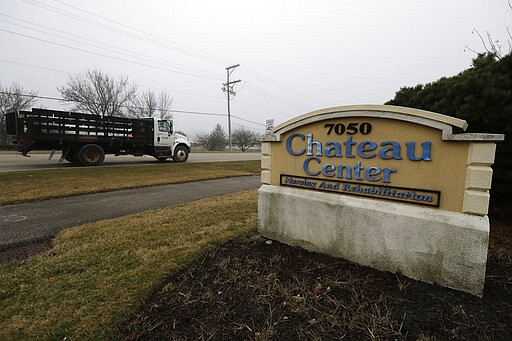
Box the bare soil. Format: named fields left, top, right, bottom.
left=122, top=221, right=512, bottom=341
left=0, top=239, right=52, bottom=263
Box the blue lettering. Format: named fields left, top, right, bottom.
left=286, top=133, right=306, bottom=156
left=379, top=141, right=403, bottom=160
left=364, top=167, right=381, bottom=181
left=321, top=163, right=336, bottom=177
left=337, top=164, right=352, bottom=179
left=325, top=141, right=342, bottom=157
left=344, top=136, right=356, bottom=158
left=357, top=141, right=377, bottom=159
left=303, top=157, right=321, bottom=176
left=354, top=161, right=364, bottom=180
left=382, top=168, right=397, bottom=183
left=307, top=134, right=323, bottom=156
left=406, top=141, right=432, bottom=161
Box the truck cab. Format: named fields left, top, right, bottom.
left=151, top=117, right=190, bottom=162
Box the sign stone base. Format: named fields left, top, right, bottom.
left=258, top=184, right=489, bottom=296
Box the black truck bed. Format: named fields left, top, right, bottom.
left=7, top=108, right=154, bottom=151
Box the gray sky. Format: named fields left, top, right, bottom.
left=1, top=0, right=510, bottom=136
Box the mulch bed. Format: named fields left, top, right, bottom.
left=122, top=221, right=512, bottom=341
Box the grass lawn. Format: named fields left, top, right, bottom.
left=0, top=160, right=260, bottom=205
left=0, top=190, right=258, bottom=340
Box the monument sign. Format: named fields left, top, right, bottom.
left=259, top=105, right=504, bottom=296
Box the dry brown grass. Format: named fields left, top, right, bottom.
left=0, top=160, right=260, bottom=204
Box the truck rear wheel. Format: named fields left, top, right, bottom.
left=173, top=145, right=189, bottom=163
left=78, top=144, right=105, bottom=166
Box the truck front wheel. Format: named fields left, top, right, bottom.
left=173, top=145, right=189, bottom=163
left=78, top=144, right=105, bottom=166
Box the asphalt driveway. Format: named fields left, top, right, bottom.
left=0, top=176, right=260, bottom=248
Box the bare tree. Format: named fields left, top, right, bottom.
left=127, top=90, right=155, bottom=119
left=469, top=29, right=512, bottom=59
left=466, top=1, right=512, bottom=59
left=195, top=131, right=211, bottom=150
left=59, top=69, right=137, bottom=117
left=0, top=83, right=38, bottom=145
left=156, top=92, right=173, bottom=120
left=232, top=127, right=258, bottom=152
left=128, top=90, right=173, bottom=119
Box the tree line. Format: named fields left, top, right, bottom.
left=195, top=124, right=260, bottom=152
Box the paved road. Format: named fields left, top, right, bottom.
left=0, top=176, right=261, bottom=248
left=0, top=152, right=261, bottom=173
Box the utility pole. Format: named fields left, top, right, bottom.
left=223, top=64, right=240, bottom=151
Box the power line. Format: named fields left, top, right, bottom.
left=232, top=122, right=266, bottom=133
left=231, top=114, right=263, bottom=127
left=0, top=58, right=225, bottom=101
left=231, top=82, right=291, bottom=113
left=0, top=91, right=222, bottom=117
left=0, top=27, right=223, bottom=81
left=0, top=13, right=221, bottom=79
left=244, top=82, right=308, bottom=110
left=0, top=58, right=71, bottom=75
left=240, top=65, right=335, bottom=107
left=22, top=0, right=234, bottom=66
left=50, top=0, right=234, bottom=66
left=0, top=91, right=265, bottom=127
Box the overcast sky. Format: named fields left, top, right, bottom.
left=1, top=0, right=510, bottom=136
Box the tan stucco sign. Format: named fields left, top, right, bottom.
left=259, top=105, right=504, bottom=296
left=262, top=105, right=503, bottom=216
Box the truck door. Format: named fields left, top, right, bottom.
left=154, top=119, right=173, bottom=147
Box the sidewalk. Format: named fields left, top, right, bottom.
left=0, top=176, right=260, bottom=248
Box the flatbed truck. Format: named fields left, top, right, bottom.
left=5, top=108, right=191, bottom=166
